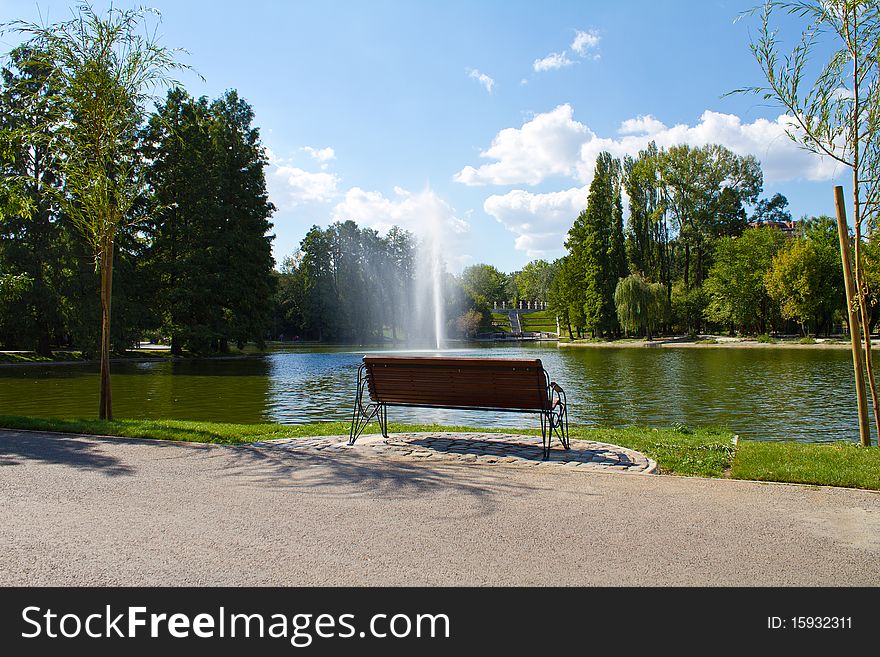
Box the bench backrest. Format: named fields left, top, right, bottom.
left=362, top=355, right=551, bottom=411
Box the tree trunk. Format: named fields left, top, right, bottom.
left=835, top=187, right=870, bottom=446
left=684, top=243, right=690, bottom=290
left=98, top=243, right=114, bottom=420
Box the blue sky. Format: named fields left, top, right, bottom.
left=1, top=1, right=849, bottom=272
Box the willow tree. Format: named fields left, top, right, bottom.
left=4, top=6, right=189, bottom=418
left=738, top=0, right=880, bottom=446
left=614, top=273, right=666, bottom=340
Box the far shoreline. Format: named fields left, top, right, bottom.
left=557, top=336, right=873, bottom=349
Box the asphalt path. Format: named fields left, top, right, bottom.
left=1, top=429, right=878, bottom=586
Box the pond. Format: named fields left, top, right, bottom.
left=0, top=343, right=864, bottom=443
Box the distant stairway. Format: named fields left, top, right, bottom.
left=509, top=311, right=522, bottom=334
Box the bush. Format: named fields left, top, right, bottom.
left=799, top=336, right=816, bottom=344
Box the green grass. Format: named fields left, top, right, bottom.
left=0, top=351, right=88, bottom=364
left=570, top=425, right=735, bottom=477
left=756, top=333, right=776, bottom=343
left=490, top=313, right=512, bottom=332
left=3, top=415, right=878, bottom=490
left=0, top=415, right=733, bottom=477
left=731, top=440, right=880, bottom=490
left=694, top=338, right=718, bottom=344
left=798, top=336, right=816, bottom=344
left=519, top=310, right=557, bottom=332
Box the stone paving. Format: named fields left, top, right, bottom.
left=253, top=432, right=657, bottom=474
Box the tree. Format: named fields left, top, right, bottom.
left=6, top=6, right=189, bottom=419
left=455, top=309, right=483, bottom=338
left=752, top=192, right=792, bottom=224
left=704, top=226, right=787, bottom=334
left=624, top=141, right=671, bottom=292
left=739, top=0, right=880, bottom=446
left=141, top=89, right=275, bottom=352
left=614, top=274, right=666, bottom=339
left=460, top=264, right=507, bottom=304
left=766, top=237, right=845, bottom=335
left=207, top=90, right=276, bottom=350
left=0, top=47, right=65, bottom=354
left=567, top=152, right=620, bottom=337
left=515, top=259, right=556, bottom=304
left=658, top=144, right=763, bottom=288
left=547, top=256, right=576, bottom=339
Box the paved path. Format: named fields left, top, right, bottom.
left=256, top=432, right=656, bottom=473
left=2, top=428, right=879, bottom=586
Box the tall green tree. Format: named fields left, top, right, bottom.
left=208, top=90, right=276, bottom=350
left=624, top=141, right=670, bottom=293
left=0, top=47, right=65, bottom=354
left=142, top=89, right=275, bottom=352
left=567, top=152, right=620, bottom=337
left=6, top=6, right=189, bottom=418
left=658, top=144, right=763, bottom=289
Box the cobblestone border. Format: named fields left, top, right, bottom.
left=254, top=432, right=657, bottom=474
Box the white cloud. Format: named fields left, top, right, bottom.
left=456, top=104, right=840, bottom=189
left=533, top=51, right=574, bottom=72
left=267, top=165, right=340, bottom=208
left=618, top=115, right=667, bottom=135
left=571, top=29, right=600, bottom=57
left=301, top=145, right=336, bottom=162
left=467, top=68, right=495, bottom=94
left=454, top=104, right=590, bottom=186
left=331, top=186, right=469, bottom=239
left=484, top=186, right=588, bottom=258
left=461, top=104, right=843, bottom=257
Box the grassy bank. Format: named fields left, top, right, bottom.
left=0, top=415, right=876, bottom=490
left=731, top=440, right=880, bottom=490
left=0, top=345, right=267, bottom=365
left=558, top=336, right=869, bottom=349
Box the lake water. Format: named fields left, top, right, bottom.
left=0, top=343, right=864, bottom=442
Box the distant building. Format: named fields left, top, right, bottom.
left=747, top=219, right=799, bottom=237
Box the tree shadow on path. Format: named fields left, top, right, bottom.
left=0, top=429, right=134, bottom=476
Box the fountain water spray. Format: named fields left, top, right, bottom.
left=411, top=189, right=447, bottom=350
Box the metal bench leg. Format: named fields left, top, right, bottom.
left=540, top=411, right=550, bottom=460
left=349, top=364, right=381, bottom=445
left=378, top=402, right=389, bottom=440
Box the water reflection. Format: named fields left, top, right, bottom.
left=0, top=344, right=863, bottom=442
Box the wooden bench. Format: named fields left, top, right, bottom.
left=348, top=355, right=569, bottom=459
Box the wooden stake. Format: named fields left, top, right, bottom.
left=835, top=186, right=871, bottom=446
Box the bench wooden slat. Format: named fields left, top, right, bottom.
left=363, top=355, right=551, bottom=412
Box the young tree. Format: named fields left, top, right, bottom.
left=739, top=0, right=880, bottom=445
left=5, top=6, right=189, bottom=419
